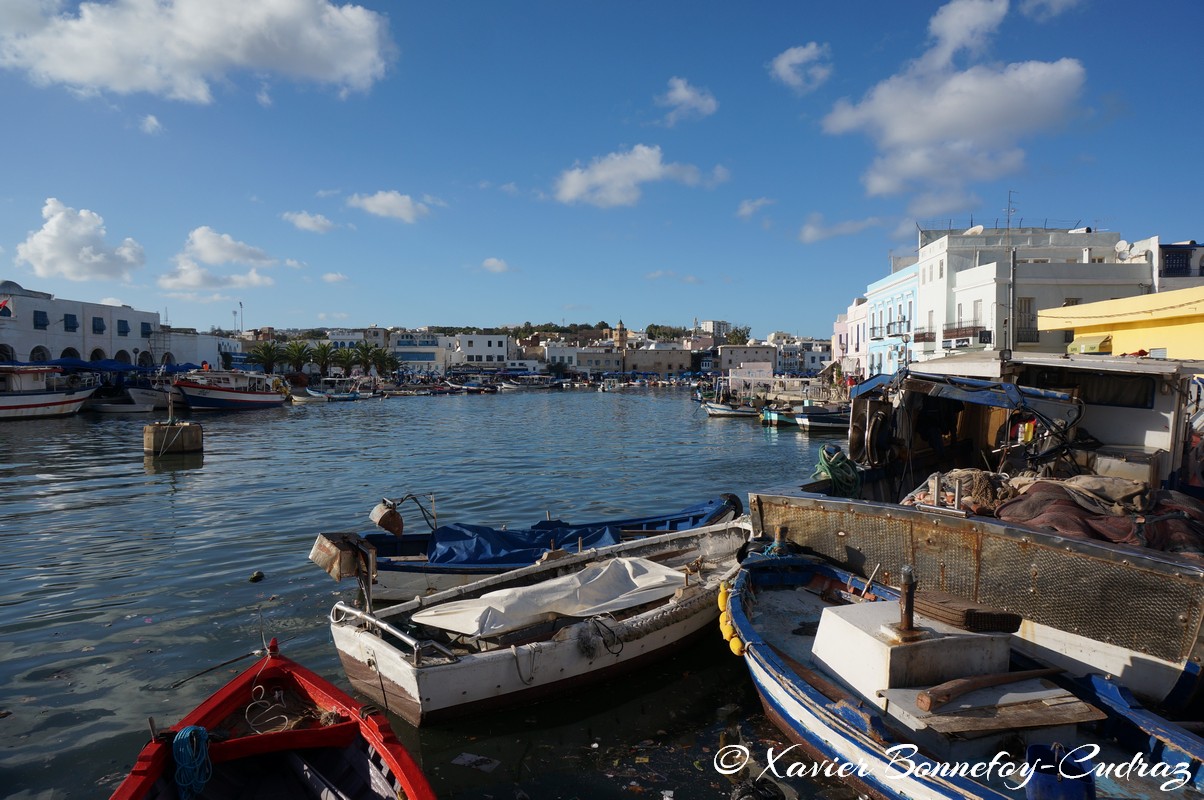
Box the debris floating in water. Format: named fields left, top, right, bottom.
left=249, top=571, right=264, bottom=583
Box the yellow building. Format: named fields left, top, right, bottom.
left=1038, top=285, right=1204, bottom=359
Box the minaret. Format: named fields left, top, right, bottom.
left=613, top=319, right=628, bottom=350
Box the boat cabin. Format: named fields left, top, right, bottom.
left=845, top=352, right=1204, bottom=501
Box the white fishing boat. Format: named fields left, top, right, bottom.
left=307, top=377, right=360, bottom=401
left=702, top=400, right=760, bottom=418
left=125, top=371, right=187, bottom=410
left=326, top=521, right=749, bottom=726
left=173, top=370, right=289, bottom=411
left=499, top=374, right=559, bottom=390
left=311, top=493, right=744, bottom=602
left=0, top=365, right=97, bottom=420
left=725, top=542, right=1204, bottom=799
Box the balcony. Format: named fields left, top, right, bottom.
left=911, top=328, right=936, bottom=343
left=941, top=321, right=985, bottom=339
left=869, top=326, right=886, bottom=341
left=885, top=319, right=910, bottom=337
left=1016, top=327, right=1041, bottom=343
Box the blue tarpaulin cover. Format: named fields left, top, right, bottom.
left=426, top=523, right=623, bottom=566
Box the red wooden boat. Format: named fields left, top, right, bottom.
left=110, top=639, right=435, bottom=800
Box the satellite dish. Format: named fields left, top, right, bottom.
left=963, top=225, right=984, bottom=235
left=1114, top=239, right=1130, bottom=256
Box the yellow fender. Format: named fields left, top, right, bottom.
left=717, top=583, right=728, bottom=611
left=719, top=611, right=734, bottom=641
left=729, top=637, right=745, bottom=657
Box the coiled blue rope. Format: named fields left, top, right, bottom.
left=173, top=725, right=212, bottom=800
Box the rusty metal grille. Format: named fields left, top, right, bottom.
left=755, top=493, right=1204, bottom=664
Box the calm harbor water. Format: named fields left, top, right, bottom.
left=0, top=388, right=850, bottom=799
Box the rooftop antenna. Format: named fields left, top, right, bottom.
left=1005, top=189, right=1018, bottom=240
left=1114, top=240, right=1131, bottom=260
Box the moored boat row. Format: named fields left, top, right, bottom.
left=100, top=348, right=1204, bottom=798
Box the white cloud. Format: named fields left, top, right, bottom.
left=321, top=272, right=348, bottom=283
left=347, top=190, right=430, bottom=223
left=181, top=226, right=275, bottom=266
left=283, top=210, right=336, bottom=233
left=481, top=257, right=510, bottom=274
left=140, top=114, right=163, bottom=134
left=646, top=270, right=701, bottom=285
left=799, top=213, right=883, bottom=244
left=768, top=43, right=833, bottom=94
left=656, top=77, right=718, bottom=126
left=821, top=0, right=1084, bottom=216
left=554, top=144, right=711, bottom=208
left=917, top=0, right=1008, bottom=72
left=98, top=297, right=124, bottom=306
left=1019, top=0, right=1082, bottom=21
left=737, top=198, right=774, bottom=219
left=318, top=311, right=349, bottom=321
left=0, top=0, right=394, bottom=103
left=15, top=198, right=145, bottom=282
left=158, top=226, right=277, bottom=291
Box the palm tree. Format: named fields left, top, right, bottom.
left=331, top=347, right=357, bottom=376
left=351, top=341, right=378, bottom=375
left=372, top=349, right=399, bottom=379
left=311, top=342, right=335, bottom=378
left=283, top=341, right=314, bottom=373
left=245, top=341, right=286, bottom=374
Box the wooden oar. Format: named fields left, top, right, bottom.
left=916, top=667, right=1064, bottom=712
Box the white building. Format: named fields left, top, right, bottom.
left=0, top=279, right=232, bottom=366
left=544, top=342, right=580, bottom=371
left=388, top=330, right=455, bottom=376
left=452, top=333, right=512, bottom=368
left=911, top=225, right=1153, bottom=361
left=834, top=225, right=1204, bottom=381
left=700, top=320, right=731, bottom=338
left=716, top=344, right=777, bottom=372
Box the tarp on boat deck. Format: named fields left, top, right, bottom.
left=410, top=557, right=686, bottom=637
left=426, top=523, right=622, bottom=566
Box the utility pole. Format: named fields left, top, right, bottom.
left=1005, top=191, right=1017, bottom=356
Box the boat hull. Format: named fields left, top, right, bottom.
left=749, top=489, right=1204, bottom=707
left=109, top=641, right=434, bottom=800
left=0, top=387, right=96, bottom=420
left=361, top=494, right=745, bottom=601
left=333, top=603, right=717, bottom=726
left=703, top=401, right=759, bottom=418
left=330, top=523, right=749, bottom=726
left=175, top=381, right=288, bottom=410
left=125, top=385, right=186, bottom=409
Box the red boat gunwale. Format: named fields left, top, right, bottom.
left=110, top=639, right=434, bottom=800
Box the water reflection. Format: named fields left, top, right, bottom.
left=0, top=389, right=838, bottom=798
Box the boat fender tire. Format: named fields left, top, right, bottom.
left=866, top=409, right=891, bottom=468
left=720, top=493, right=744, bottom=518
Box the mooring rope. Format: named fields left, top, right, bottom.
left=172, top=725, right=212, bottom=800
left=811, top=444, right=861, bottom=498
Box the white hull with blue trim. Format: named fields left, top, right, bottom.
left=174, top=370, right=288, bottom=410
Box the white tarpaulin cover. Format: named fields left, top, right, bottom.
left=411, top=557, right=687, bottom=637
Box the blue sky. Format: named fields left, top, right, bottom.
left=1, top=0, right=1200, bottom=339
